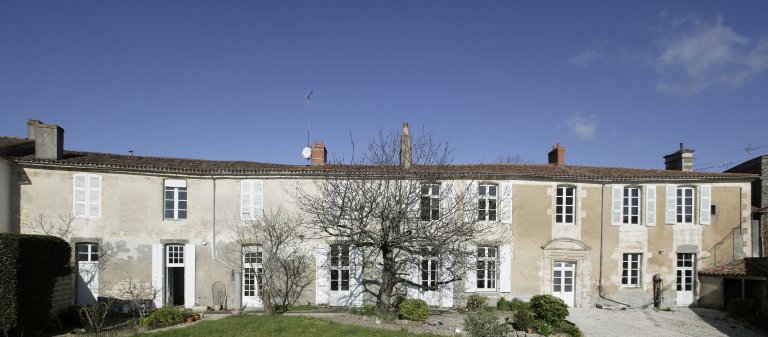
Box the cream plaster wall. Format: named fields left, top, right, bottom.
left=0, top=159, right=10, bottom=232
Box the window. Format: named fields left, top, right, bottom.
left=73, top=174, right=101, bottom=218
left=243, top=245, right=263, bottom=297
left=420, top=247, right=438, bottom=289
left=166, top=244, right=184, bottom=266
left=420, top=184, right=440, bottom=221
left=622, top=187, right=640, bottom=225
left=478, top=184, right=497, bottom=221
left=556, top=186, right=575, bottom=224
left=677, top=253, right=695, bottom=291
left=476, top=246, right=497, bottom=290
left=622, top=253, right=642, bottom=286
left=676, top=187, right=694, bottom=224
left=241, top=180, right=264, bottom=220
left=329, top=244, right=350, bottom=291
left=76, top=243, right=99, bottom=262
left=164, top=180, right=187, bottom=220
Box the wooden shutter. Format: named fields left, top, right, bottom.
left=700, top=185, right=712, bottom=225
left=151, top=244, right=164, bottom=308
left=73, top=174, right=87, bottom=217
left=253, top=180, right=264, bottom=219
left=465, top=243, right=477, bottom=293
left=315, top=245, right=330, bottom=306
left=240, top=180, right=252, bottom=220
left=184, top=244, right=196, bottom=308
left=500, top=181, right=513, bottom=224
left=645, top=185, right=656, bottom=226
left=611, top=185, right=623, bottom=226
left=498, top=244, right=512, bottom=292
left=465, top=182, right=478, bottom=222
left=665, top=184, right=677, bottom=225
left=88, top=175, right=101, bottom=218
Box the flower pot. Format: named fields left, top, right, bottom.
left=214, top=304, right=223, bottom=311
left=231, top=309, right=242, bottom=317
left=186, top=317, right=195, bottom=323
left=122, top=304, right=131, bottom=314
left=527, top=326, right=536, bottom=334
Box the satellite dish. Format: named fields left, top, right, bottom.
left=301, top=146, right=312, bottom=159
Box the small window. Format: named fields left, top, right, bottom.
left=556, top=186, right=575, bottom=224
left=76, top=243, right=99, bottom=262
left=164, top=180, right=187, bottom=220
left=622, top=187, right=641, bottom=225
left=478, top=184, right=497, bottom=221
left=329, top=244, right=350, bottom=291
left=166, top=244, right=185, bottom=267
left=476, top=246, right=497, bottom=290
left=622, top=253, right=642, bottom=287
left=420, top=184, right=440, bottom=221
left=420, top=247, right=438, bottom=289
left=676, top=187, right=694, bottom=224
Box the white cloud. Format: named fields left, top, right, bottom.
left=569, top=50, right=606, bottom=66
left=655, top=15, right=768, bottom=95
left=567, top=112, right=598, bottom=140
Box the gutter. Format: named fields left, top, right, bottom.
left=598, top=182, right=631, bottom=308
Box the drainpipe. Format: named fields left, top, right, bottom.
left=210, top=177, right=240, bottom=309
left=598, top=182, right=631, bottom=307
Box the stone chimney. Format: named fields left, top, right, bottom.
left=400, top=122, right=412, bottom=169
left=548, top=143, right=565, bottom=165
left=664, top=143, right=695, bottom=171
left=310, top=140, right=327, bottom=166
left=27, top=119, right=64, bottom=160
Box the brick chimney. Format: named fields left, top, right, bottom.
left=400, top=122, right=412, bottom=169
left=27, top=119, right=64, bottom=160
left=664, top=143, right=695, bottom=171
left=311, top=140, right=327, bottom=166
left=548, top=143, right=565, bottom=165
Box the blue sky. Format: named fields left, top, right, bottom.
left=1, top=1, right=766, bottom=170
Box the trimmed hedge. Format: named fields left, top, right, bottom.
left=0, top=233, right=71, bottom=336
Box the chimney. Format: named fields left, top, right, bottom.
left=548, top=143, right=565, bottom=165
left=400, top=122, right=412, bottom=169
left=664, top=143, right=695, bottom=171
left=310, top=140, right=327, bottom=166
left=27, top=119, right=64, bottom=160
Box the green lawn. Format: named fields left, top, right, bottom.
left=130, top=314, right=442, bottom=337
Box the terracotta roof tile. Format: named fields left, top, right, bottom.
left=699, top=258, right=768, bottom=277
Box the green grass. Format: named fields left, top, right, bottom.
left=130, top=314, right=441, bottom=337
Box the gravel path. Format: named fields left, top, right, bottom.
left=567, top=307, right=765, bottom=337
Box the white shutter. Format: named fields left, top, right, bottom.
left=73, top=174, right=87, bottom=217
left=465, top=182, right=478, bottom=222
left=465, top=243, right=477, bottom=293
left=439, top=254, right=454, bottom=308
left=700, top=185, right=712, bottom=225
left=88, top=175, right=101, bottom=218
left=498, top=244, right=511, bottom=292
left=253, top=180, right=264, bottom=219
left=441, top=181, right=454, bottom=222
left=315, top=245, right=330, bottom=306
left=665, top=184, right=677, bottom=225
left=350, top=246, right=364, bottom=306
left=151, top=244, right=164, bottom=308
left=240, top=180, right=253, bottom=220
left=645, top=185, right=656, bottom=226
left=575, top=185, right=581, bottom=226
left=500, top=181, right=513, bottom=224
left=611, top=185, right=623, bottom=226
left=407, top=256, right=421, bottom=300
left=184, top=244, right=196, bottom=308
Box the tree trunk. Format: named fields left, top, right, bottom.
left=379, top=247, right=396, bottom=314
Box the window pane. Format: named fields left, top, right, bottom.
left=489, top=185, right=496, bottom=196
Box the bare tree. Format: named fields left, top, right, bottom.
left=112, top=277, right=159, bottom=318
left=24, top=212, right=76, bottom=238
left=228, top=207, right=313, bottom=314
left=294, top=125, right=504, bottom=313
left=493, top=153, right=531, bottom=164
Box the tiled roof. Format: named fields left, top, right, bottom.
left=0, top=137, right=34, bottom=157
left=699, top=258, right=768, bottom=277
left=7, top=147, right=757, bottom=181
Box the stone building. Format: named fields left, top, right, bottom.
left=0, top=119, right=757, bottom=312
left=726, top=155, right=768, bottom=258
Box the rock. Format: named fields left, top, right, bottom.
left=374, top=318, right=381, bottom=324
left=425, top=319, right=437, bottom=326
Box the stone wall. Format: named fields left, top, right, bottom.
left=51, top=273, right=75, bottom=317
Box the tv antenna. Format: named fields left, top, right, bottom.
left=737, top=144, right=767, bottom=157
left=301, top=90, right=314, bottom=160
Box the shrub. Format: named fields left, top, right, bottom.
left=558, top=320, right=582, bottom=337
left=529, top=294, right=568, bottom=325
left=288, top=303, right=316, bottom=311
left=497, top=297, right=529, bottom=312
left=349, top=304, right=378, bottom=316
left=0, top=233, right=71, bottom=336
left=463, top=308, right=510, bottom=337
left=727, top=298, right=756, bottom=318
left=138, top=306, right=190, bottom=326
left=513, top=308, right=534, bottom=330
left=398, top=299, right=429, bottom=321
left=393, top=295, right=406, bottom=310
left=272, top=304, right=289, bottom=314
left=533, top=319, right=553, bottom=336
left=466, top=294, right=487, bottom=311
